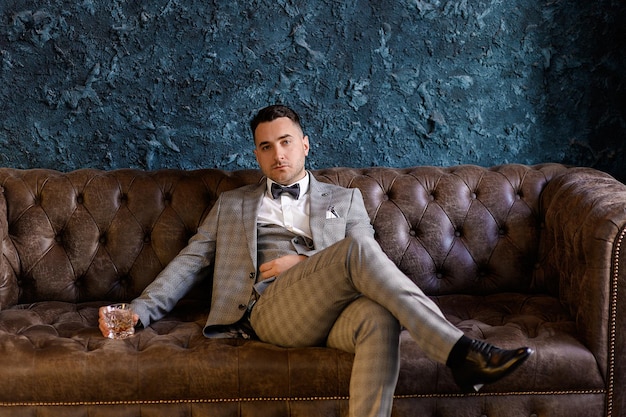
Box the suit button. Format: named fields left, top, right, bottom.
left=249, top=272, right=255, bottom=280
left=238, top=304, right=247, bottom=310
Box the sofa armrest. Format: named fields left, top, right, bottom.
left=0, top=186, right=17, bottom=309
left=539, top=168, right=626, bottom=382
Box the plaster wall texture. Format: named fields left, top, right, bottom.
left=0, top=0, right=624, bottom=181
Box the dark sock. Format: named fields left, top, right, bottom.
left=446, top=335, right=472, bottom=368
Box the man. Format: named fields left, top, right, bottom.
left=100, top=104, right=532, bottom=416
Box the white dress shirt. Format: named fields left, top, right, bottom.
left=257, top=173, right=312, bottom=239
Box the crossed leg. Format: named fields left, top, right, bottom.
left=250, top=234, right=463, bottom=360
left=249, top=235, right=465, bottom=416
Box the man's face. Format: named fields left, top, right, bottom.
left=253, top=117, right=310, bottom=185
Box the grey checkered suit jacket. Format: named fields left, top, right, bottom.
left=130, top=172, right=375, bottom=335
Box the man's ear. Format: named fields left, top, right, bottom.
left=303, top=135, right=310, bottom=156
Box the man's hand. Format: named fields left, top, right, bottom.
left=259, top=254, right=307, bottom=280
left=98, top=306, right=139, bottom=338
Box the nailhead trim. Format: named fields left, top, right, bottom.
left=0, top=390, right=606, bottom=408
left=606, top=225, right=625, bottom=417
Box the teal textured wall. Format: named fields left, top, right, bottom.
left=0, top=0, right=624, bottom=181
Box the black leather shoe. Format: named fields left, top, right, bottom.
left=451, top=340, right=533, bottom=393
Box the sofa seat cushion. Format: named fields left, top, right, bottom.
left=396, top=293, right=605, bottom=394
left=0, top=294, right=603, bottom=405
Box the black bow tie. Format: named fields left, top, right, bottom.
left=271, top=182, right=300, bottom=199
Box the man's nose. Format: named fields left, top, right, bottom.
left=273, top=149, right=285, bottom=160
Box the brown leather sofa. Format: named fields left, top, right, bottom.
left=0, top=163, right=623, bottom=417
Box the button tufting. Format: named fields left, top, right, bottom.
left=76, top=194, right=84, bottom=204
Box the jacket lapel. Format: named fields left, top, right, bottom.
left=242, top=182, right=265, bottom=268
left=308, top=175, right=333, bottom=246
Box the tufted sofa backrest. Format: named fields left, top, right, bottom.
left=0, top=164, right=569, bottom=306
left=313, top=163, right=570, bottom=296
left=0, top=168, right=262, bottom=305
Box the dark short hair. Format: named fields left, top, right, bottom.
left=250, top=105, right=303, bottom=137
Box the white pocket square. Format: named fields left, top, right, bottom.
left=326, top=206, right=339, bottom=219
